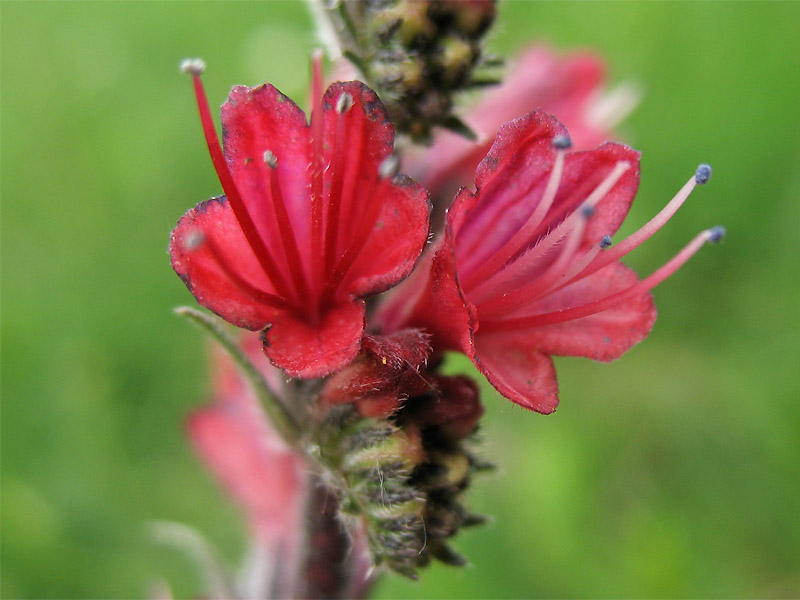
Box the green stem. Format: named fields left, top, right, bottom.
left=173, top=306, right=303, bottom=451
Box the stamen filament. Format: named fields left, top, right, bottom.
left=310, top=51, right=325, bottom=287
left=471, top=160, right=630, bottom=299
left=324, top=172, right=383, bottom=299
left=461, top=148, right=566, bottom=291
left=266, top=158, right=310, bottom=303
left=187, top=70, right=294, bottom=302
left=323, top=99, right=350, bottom=274
left=484, top=228, right=720, bottom=331
left=566, top=167, right=706, bottom=286
left=476, top=211, right=589, bottom=316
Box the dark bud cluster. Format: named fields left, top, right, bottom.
left=316, top=331, right=489, bottom=578
left=330, top=0, right=498, bottom=142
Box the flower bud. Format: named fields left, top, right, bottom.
left=314, top=0, right=499, bottom=142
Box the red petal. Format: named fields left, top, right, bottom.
left=517, top=261, right=657, bottom=361
left=453, top=111, right=566, bottom=271
left=320, top=83, right=430, bottom=298
left=346, top=175, right=430, bottom=297
left=261, top=299, right=365, bottom=378
left=169, top=197, right=278, bottom=330
left=376, top=238, right=477, bottom=354
left=221, top=84, right=312, bottom=245
left=453, top=113, right=639, bottom=275
left=473, top=332, right=560, bottom=414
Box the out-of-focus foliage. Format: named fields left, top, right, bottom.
left=2, top=2, right=799, bottom=598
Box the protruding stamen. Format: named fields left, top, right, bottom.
left=179, top=58, right=206, bottom=76
left=470, top=160, right=630, bottom=296
left=552, top=134, right=572, bottom=150
left=581, top=204, right=595, bottom=218
left=379, top=154, right=400, bottom=180
left=336, top=92, right=354, bottom=114
left=185, top=63, right=294, bottom=302
left=484, top=227, right=722, bottom=332
left=695, top=163, right=712, bottom=185
left=567, top=166, right=709, bottom=285
left=600, top=234, right=613, bottom=249
left=184, top=228, right=289, bottom=311
left=263, top=149, right=278, bottom=169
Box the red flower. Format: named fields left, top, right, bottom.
left=188, top=334, right=374, bottom=598
left=377, top=110, right=721, bottom=413
left=187, top=336, right=308, bottom=596
left=170, top=59, right=430, bottom=378
left=403, top=44, right=637, bottom=196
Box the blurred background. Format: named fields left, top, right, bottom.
left=2, top=1, right=799, bottom=598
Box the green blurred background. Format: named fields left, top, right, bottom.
left=2, top=1, right=799, bottom=598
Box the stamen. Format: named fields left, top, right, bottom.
left=336, top=92, right=353, bottom=114
left=470, top=160, right=631, bottom=297
left=538, top=234, right=610, bottom=297
left=182, top=60, right=294, bottom=302
left=461, top=143, right=568, bottom=291
left=695, top=164, right=712, bottom=185
left=484, top=227, right=723, bottom=332
left=310, top=51, right=325, bottom=285
left=707, top=225, right=726, bottom=243
left=565, top=163, right=712, bottom=285
left=324, top=168, right=384, bottom=300
left=263, top=149, right=278, bottom=169
left=323, top=93, right=351, bottom=273
left=179, top=58, right=206, bottom=76
left=379, top=154, right=400, bottom=180
left=552, top=134, right=572, bottom=150
left=476, top=209, right=590, bottom=316
left=264, top=151, right=310, bottom=303
left=184, top=228, right=289, bottom=311
left=183, top=228, right=205, bottom=251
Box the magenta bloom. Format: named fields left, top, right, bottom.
left=170, top=61, right=430, bottom=378
left=404, top=44, right=630, bottom=195
left=378, top=110, right=719, bottom=413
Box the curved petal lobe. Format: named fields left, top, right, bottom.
left=262, top=300, right=366, bottom=378
left=170, top=197, right=278, bottom=330
left=522, top=261, right=657, bottom=361
left=473, top=332, right=560, bottom=414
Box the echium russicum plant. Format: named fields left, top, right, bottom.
left=162, top=2, right=724, bottom=597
